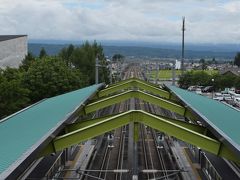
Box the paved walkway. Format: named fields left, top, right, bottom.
left=170, top=140, right=201, bottom=180
left=64, top=140, right=95, bottom=179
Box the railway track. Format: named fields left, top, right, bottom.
left=83, top=64, right=181, bottom=180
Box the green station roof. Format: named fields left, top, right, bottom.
left=168, top=85, right=240, bottom=155
left=0, top=84, right=102, bottom=178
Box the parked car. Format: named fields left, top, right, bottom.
left=188, top=86, right=197, bottom=91
left=202, top=86, right=214, bottom=93
left=221, top=88, right=230, bottom=94
left=234, top=98, right=240, bottom=107
left=235, top=89, right=240, bottom=94
left=213, top=93, right=224, bottom=101
left=195, top=88, right=202, bottom=95
left=223, top=94, right=232, bottom=101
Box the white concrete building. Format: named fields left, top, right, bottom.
left=175, top=60, right=181, bottom=69
left=0, top=35, right=28, bottom=68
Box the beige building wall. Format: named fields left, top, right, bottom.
left=0, top=36, right=28, bottom=68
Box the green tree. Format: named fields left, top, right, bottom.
left=59, top=44, right=75, bottom=67
left=70, top=42, right=95, bottom=84
left=0, top=69, right=30, bottom=118
left=39, top=47, right=47, bottom=59
left=235, top=77, right=240, bottom=89
left=234, top=52, right=240, bottom=67
left=199, top=58, right=207, bottom=70
left=178, top=70, right=212, bottom=88
left=214, top=74, right=236, bottom=90
left=69, top=41, right=109, bottom=84
left=212, top=57, right=217, bottom=64
left=23, top=57, right=84, bottom=102
left=0, top=41, right=110, bottom=118
left=178, top=70, right=238, bottom=91
left=112, top=54, right=125, bottom=63
left=20, top=52, right=35, bottom=71
left=178, top=71, right=194, bottom=88
left=94, top=42, right=110, bottom=84
left=1, top=67, right=22, bottom=81
left=192, top=71, right=211, bottom=86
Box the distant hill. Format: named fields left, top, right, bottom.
left=29, top=43, right=66, bottom=56
left=28, top=43, right=238, bottom=60
left=102, top=46, right=236, bottom=59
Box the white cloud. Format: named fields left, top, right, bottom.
left=0, top=0, right=239, bottom=43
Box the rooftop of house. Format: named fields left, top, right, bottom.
left=220, top=67, right=240, bottom=76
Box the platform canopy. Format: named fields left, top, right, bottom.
left=167, top=85, right=240, bottom=158
left=0, top=84, right=103, bottom=179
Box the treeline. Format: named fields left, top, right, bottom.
left=178, top=70, right=240, bottom=90
left=0, top=41, right=109, bottom=119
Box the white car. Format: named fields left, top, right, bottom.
left=188, top=86, right=196, bottom=91
left=223, top=94, right=232, bottom=101
left=195, top=88, right=202, bottom=95
left=234, top=98, right=240, bottom=107
left=213, top=97, right=224, bottom=101
left=213, top=93, right=224, bottom=101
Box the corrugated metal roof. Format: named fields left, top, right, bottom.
left=0, top=84, right=102, bottom=178
left=168, top=85, right=240, bottom=154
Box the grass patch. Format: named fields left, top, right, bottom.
left=149, top=69, right=218, bottom=79
left=190, top=69, right=218, bottom=75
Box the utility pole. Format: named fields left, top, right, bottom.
left=95, top=55, right=99, bottom=84
left=181, top=16, right=185, bottom=75
left=119, top=60, right=122, bottom=81
left=109, top=62, right=112, bottom=84
left=147, top=61, right=150, bottom=82
left=155, top=62, right=159, bottom=84
left=172, top=60, right=176, bottom=86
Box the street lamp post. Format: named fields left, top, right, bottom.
left=96, top=55, right=113, bottom=84
left=212, top=78, right=215, bottom=99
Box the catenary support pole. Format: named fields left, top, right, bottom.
left=95, top=56, right=99, bottom=84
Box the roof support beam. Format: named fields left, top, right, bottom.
left=84, top=90, right=186, bottom=116
left=99, top=79, right=170, bottom=99
left=107, top=77, right=154, bottom=88
left=67, top=113, right=205, bottom=135
left=153, top=114, right=206, bottom=134
left=139, top=111, right=238, bottom=162
left=66, top=114, right=116, bottom=133
left=40, top=110, right=240, bottom=163
left=40, top=111, right=134, bottom=156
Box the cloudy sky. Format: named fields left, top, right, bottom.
left=0, top=0, right=240, bottom=44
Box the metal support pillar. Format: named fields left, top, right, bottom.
left=128, top=98, right=138, bottom=179
left=133, top=122, right=139, bottom=180
left=132, top=141, right=138, bottom=180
